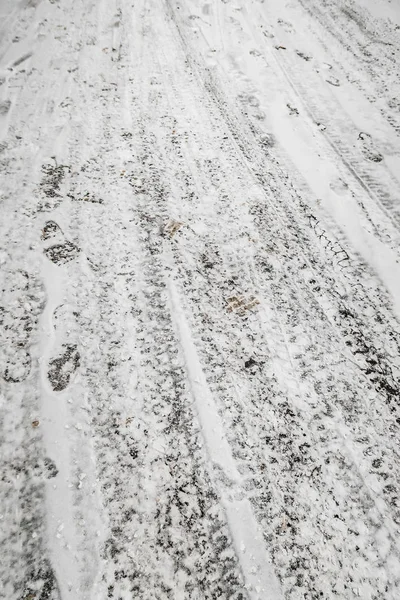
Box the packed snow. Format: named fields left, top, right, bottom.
left=1, top=0, right=400, bottom=598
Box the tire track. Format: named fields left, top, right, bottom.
left=60, top=2, right=253, bottom=596
left=152, top=2, right=400, bottom=597
left=296, top=0, right=400, bottom=137
left=259, top=22, right=400, bottom=239
left=2, top=0, right=400, bottom=598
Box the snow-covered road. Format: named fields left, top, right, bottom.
left=1, top=0, right=400, bottom=598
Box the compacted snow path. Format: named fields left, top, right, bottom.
left=1, top=0, right=400, bottom=598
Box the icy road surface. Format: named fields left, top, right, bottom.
left=1, top=0, right=400, bottom=598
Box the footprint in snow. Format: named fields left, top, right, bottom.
left=37, top=161, right=71, bottom=211
left=48, top=343, right=80, bottom=392
left=41, top=220, right=81, bottom=265
left=238, top=93, right=260, bottom=108
left=0, top=100, right=11, bottom=114
left=32, top=456, right=59, bottom=480
left=297, top=51, right=312, bottom=61
left=238, top=93, right=265, bottom=121
left=259, top=132, right=276, bottom=149
left=46, top=300, right=81, bottom=393
left=358, top=132, right=383, bottom=163
left=2, top=350, right=31, bottom=383
left=53, top=303, right=80, bottom=333
left=0, top=269, right=45, bottom=384
left=326, top=76, right=340, bottom=87
left=277, top=18, right=294, bottom=33
left=287, top=103, right=299, bottom=116
left=330, top=178, right=350, bottom=196
left=41, top=220, right=63, bottom=241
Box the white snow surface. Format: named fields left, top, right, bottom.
left=1, top=0, right=400, bottom=598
